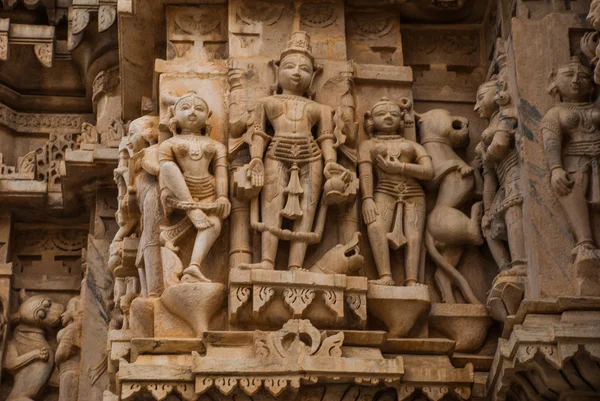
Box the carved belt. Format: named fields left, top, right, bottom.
left=183, top=174, right=216, bottom=200
left=267, top=136, right=322, bottom=164
left=497, top=150, right=519, bottom=186
left=376, top=179, right=424, bottom=201
left=564, top=138, right=600, bottom=158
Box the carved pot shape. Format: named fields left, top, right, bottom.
left=428, top=303, right=492, bottom=353
left=367, top=284, right=431, bottom=337
left=160, top=282, right=227, bottom=337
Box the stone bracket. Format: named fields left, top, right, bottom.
left=0, top=18, right=55, bottom=67
left=229, top=268, right=368, bottom=329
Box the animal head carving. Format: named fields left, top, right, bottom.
left=416, top=109, right=470, bottom=149
left=12, top=290, right=64, bottom=330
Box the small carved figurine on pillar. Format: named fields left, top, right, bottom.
left=359, top=98, right=434, bottom=286
left=236, top=31, right=354, bottom=271
left=56, top=296, right=82, bottom=401
left=159, top=92, right=231, bottom=283
left=541, top=57, right=600, bottom=272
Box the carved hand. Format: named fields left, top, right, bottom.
left=376, top=155, right=405, bottom=174
left=481, top=213, right=492, bottom=231
left=551, top=168, right=574, bottom=196
left=37, top=346, right=49, bottom=362
left=247, top=158, right=264, bottom=189
left=458, top=165, right=474, bottom=176
left=324, top=161, right=350, bottom=182
left=216, top=196, right=231, bottom=219
left=362, top=198, right=379, bottom=225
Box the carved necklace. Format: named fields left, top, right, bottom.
left=180, top=133, right=207, bottom=160
left=559, top=102, right=596, bottom=133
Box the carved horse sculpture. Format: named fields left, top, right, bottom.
left=417, top=109, right=483, bottom=304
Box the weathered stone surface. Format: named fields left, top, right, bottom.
left=1, top=1, right=600, bottom=400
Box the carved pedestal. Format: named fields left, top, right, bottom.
left=367, top=284, right=431, bottom=338
left=488, top=297, right=600, bottom=401
left=229, top=268, right=368, bottom=330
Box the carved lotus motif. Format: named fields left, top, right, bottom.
left=175, top=12, right=220, bottom=35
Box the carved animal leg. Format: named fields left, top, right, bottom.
left=433, top=246, right=464, bottom=303
left=428, top=172, right=483, bottom=246
left=367, top=193, right=396, bottom=284
left=403, top=197, right=427, bottom=286
left=288, top=160, right=323, bottom=270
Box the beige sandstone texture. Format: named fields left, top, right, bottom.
left=0, top=1, right=600, bottom=401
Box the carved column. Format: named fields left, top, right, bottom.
left=77, top=188, right=118, bottom=400
left=0, top=209, right=12, bottom=383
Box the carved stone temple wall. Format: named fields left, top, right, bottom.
left=1, top=1, right=600, bottom=400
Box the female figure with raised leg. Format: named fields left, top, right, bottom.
left=159, top=92, right=231, bottom=283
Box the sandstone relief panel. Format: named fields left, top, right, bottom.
left=1, top=1, right=600, bottom=401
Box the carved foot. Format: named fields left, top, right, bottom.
left=497, top=261, right=527, bottom=278
left=369, top=276, right=395, bottom=286
left=288, top=266, right=309, bottom=272
left=573, top=243, right=600, bottom=267
left=405, top=280, right=427, bottom=288
left=239, top=261, right=274, bottom=271
left=181, top=264, right=212, bottom=283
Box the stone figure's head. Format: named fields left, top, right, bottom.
left=589, top=0, right=600, bottom=31
left=168, top=92, right=212, bottom=136
left=364, top=97, right=411, bottom=136
left=61, top=296, right=82, bottom=326
left=416, top=109, right=470, bottom=148
left=474, top=78, right=499, bottom=120
left=548, top=57, right=594, bottom=103
left=272, top=31, right=321, bottom=97
left=128, top=115, right=159, bottom=153
left=12, top=290, right=64, bottom=330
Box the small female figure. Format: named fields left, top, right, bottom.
left=541, top=57, right=600, bottom=265
left=55, top=296, right=82, bottom=401
left=359, top=98, right=434, bottom=286
left=159, top=92, right=231, bottom=283
left=475, top=76, right=526, bottom=275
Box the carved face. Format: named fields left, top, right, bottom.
left=589, top=0, right=600, bottom=31
left=61, top=297, right=80, bottom=326
left=18, top=295, right=64, bottom=330
left=553, top=65, right=593, bottom=102
left=278, top=54, right=314, bottom=95
left=173, top=96, right=209, bottom=132
left=128, top=117, right=157, bottom=153
left=371, top=102, right=402, bottom=134
left=474, top=83, right=497, bottom=120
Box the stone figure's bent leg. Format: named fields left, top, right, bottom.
left=404, top=196, right=427, bottom=286
left=182, top=215, right=222, bottom=283
left=367, top=192, right=396, bottom=285
left=289, top=159, right=323, bottom=270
